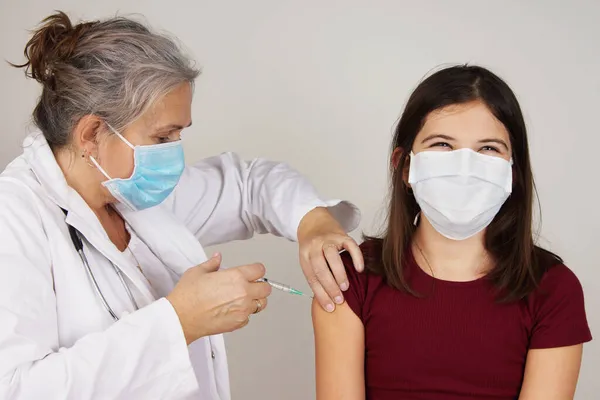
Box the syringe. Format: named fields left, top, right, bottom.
left=257, top=278, right=313, bottom=298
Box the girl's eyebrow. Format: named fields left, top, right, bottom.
left=421, top=133, right=455, bottom=143
left=478, top=138, right=509, bottom=150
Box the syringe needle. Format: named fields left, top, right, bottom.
left=257, top=278, right=313, bottom=298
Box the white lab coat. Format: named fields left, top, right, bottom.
left=0, top=132, right=360, bottom=400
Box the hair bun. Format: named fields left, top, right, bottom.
left=11, top=11, right=93, bottom=88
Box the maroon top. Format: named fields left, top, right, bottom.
left=342, top=242, right=592, bottom=400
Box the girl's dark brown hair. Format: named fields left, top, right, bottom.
left=365, top=64, right=561, bottom=302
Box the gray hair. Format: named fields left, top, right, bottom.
left=12, top=11, right=200, bottom=148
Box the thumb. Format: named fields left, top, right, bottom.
left=199, top=252, right=222, bottom=273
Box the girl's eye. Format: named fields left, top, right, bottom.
left=480, top=145, right=500, bottom=153
left=431, top=142, right=452, bottom=149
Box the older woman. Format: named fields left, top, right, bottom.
left=0, top=11, right=363, bottom=399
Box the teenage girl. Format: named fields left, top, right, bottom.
left=312, top=65, right=592, bottom=400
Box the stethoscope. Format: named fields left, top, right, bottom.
left=62, top=209, right=140, bottom=321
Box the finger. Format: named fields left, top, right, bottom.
left=342, top=238, right=364, bottom=272
left=323, top=244, right=350, bottom=292
left=310, top=280, right=336, bottom=313
left=310, top=251, right=344, bottom=305
left=258, top=297, right=268, bottom=312
left=247, top=281, right=272, bottom=300
left=236, top=263, right=266, bottom=282
left=237, top=315, right=250, bottom=330
left=300, top=252, right=334, bottom=311
left=251, top=298, right=268, bottom=314
left=198, top=252, right=222, bottom=273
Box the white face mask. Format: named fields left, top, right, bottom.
left=408, top=148, right=513, bottom=240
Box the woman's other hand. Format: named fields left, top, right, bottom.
left=167, top=253, right=272, bottom=345
left=298, top=207, right=364, bottom=312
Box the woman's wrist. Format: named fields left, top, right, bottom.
left=298, top=207, right=345, bottom=242
left=166, top=294, right=198, bottom=346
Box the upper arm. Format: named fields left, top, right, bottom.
left=519, top=345, right=583, bottom=400
left=166, top=152, right=360, bottom=246
left=312, top=299, right=365, bottom=400
left=166, top=152, right=309, bottom=245
left=165, top=153, right=257, bottom=245
left=519, top=265, right=592, bottom=399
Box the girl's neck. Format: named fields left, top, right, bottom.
left=412, top=215, right=491, bottom=282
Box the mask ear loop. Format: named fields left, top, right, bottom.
left=406, top=151, right=420, bottom=226
left=106, top=123, right=135, bottom=150
left=89, top=122, right=138, bottom=180
left=89, top=155, right=112, bottom=180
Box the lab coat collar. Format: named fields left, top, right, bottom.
left=116, top=202, right=208, bottom=275
left=22, top=132, right=87, bottom=216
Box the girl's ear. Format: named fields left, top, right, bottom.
left=392, top=147, right=413, bottom=189
left=392, top=147, right=412, bottom=190
left=391, top=147, right=403, bottom=169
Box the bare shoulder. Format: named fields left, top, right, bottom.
left=312, top=297, right=366, bottom=400
left=311, top=297, right=364, bottom=351
left=311, top=297, right=362, bottom=325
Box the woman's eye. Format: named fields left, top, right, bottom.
left=158, top=133, right=179, bottom=143
left=158, top=136, right=171, bottom=143
left=158, top=129, right=184, bottom=143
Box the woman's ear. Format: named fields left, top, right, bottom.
left=72, top=115, right=104, bottom=156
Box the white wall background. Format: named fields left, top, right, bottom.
left=1, top=0, right=598, bottom=398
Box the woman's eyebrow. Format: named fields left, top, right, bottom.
left=478, top=138, right=509, bottom=150
left=421, top=133, right=455, bottom=143
left=154, top=121, right=193, bottom=132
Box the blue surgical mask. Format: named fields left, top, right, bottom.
left=90, top=125, right=185, bottom=211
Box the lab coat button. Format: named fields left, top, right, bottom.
left=211, top=350, right=215, bottom=359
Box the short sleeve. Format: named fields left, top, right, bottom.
left=529, top=264, right=593, bottom=349
left=341, top=249, right=369, bottom=322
